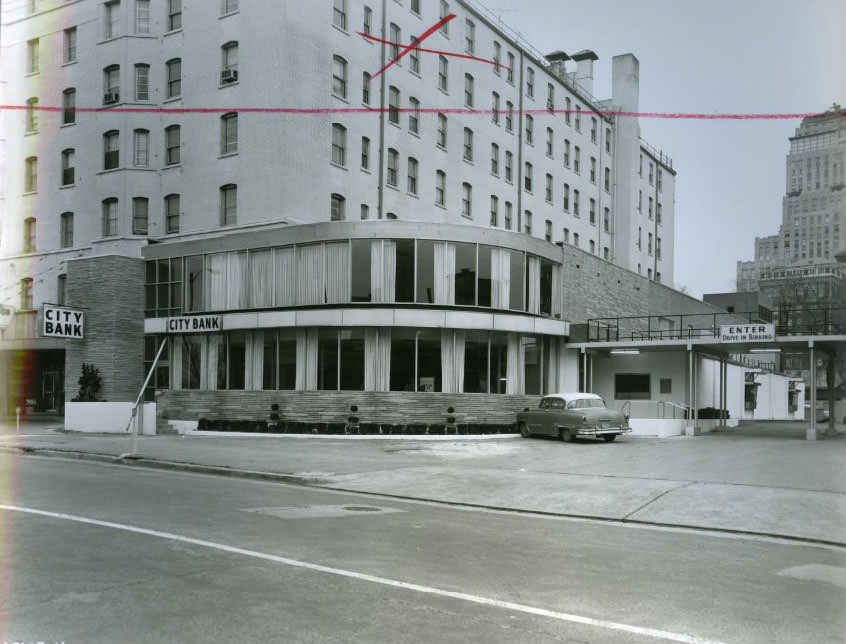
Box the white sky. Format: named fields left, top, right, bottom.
left=486, top=0, right=846, bottom=297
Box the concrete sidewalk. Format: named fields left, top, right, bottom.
left=2, top=420, right=845, bottom=546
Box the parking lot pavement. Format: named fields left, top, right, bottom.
left=1, top=420, right=845, bottom=545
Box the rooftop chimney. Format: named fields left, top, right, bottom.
left=571, top=49, right=598, bottom=95
left=545, top=50, right=570, bottom=80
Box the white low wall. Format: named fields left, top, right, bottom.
left=64, top=402, right=157, bottom=435
left=629, top=418, right=739, bottom=437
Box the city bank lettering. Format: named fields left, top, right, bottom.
left=719, top=324, right=775, bottom=342
left=42, top=306, right=84, bottom=339
left=166, top=316, right=222, bottom=333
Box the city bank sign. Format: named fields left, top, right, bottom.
left=719, top=324, right=775, bottom=342
left=42, top=305, right=84, bottom=339
left=165, top=315, right=222, bottom=333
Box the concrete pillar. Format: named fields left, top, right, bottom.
left=807, top=341, right=817, bottom=441
left=827, top=352, right=836, bottom=435
left=686, top=345, right=695, bottom=436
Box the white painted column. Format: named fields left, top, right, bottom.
left=807, top=341, right=817, bottom=441
left=686, top=345, right=694, bottom=436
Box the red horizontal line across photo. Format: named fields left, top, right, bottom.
left=2, top=105, right=843, bottom=119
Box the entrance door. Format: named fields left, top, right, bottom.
left=42, top=371, right=64, bottom=412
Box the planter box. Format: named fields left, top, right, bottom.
left=65, top=402, right=156, bottom=435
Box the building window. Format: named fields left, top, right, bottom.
left=590, top=157, right=596, bottom=183
left=437, top=113, right=447, bottom=148
left=24, top=156, right=37, bottom=193
left=103, top=131, right=120, bottom=170
left=360, top=136, right=370, bottom=169
left=603, top=247, right=609, bottom=260
left=604, top=207, right=610, bottom=232
left=221, top=42, right=239, bottom=84
left=60, top=213, right=74, bottom=248
left=220, top=113, right=238, bottom=155
left=616, top=374, right=651, bottom=400
left=604, top=167, right=611, bottom=192
left=524, top=162, right=532, bottom=192
left=333, top=0, right=346, bottom=30
left=492, top=92, right=500, bottom=124
left=332, top=55, right=347, bottom=98
left=362, top=72, right=371, bottom=104
left=524, top=210, right=532, bottom=235
left=606, top=127, right=612, bottom=154
left=389, top=23, right=401, bottom=61
left=220, top=184, right=237, bottom=225
left=649, top=197, right=653, bottom=219
left=363, top=6, right=372, bottom=34
left=589, top=240, right=596, bottom=254
left=23, top=218, right=36, bottom=253
left=165, top=194, right=180, bottom=233
left=464, top=18, right=475, bottom=53
left=435, top=170, right=446, bottom=206
left=387, top=148, right=398, bottom=186
left=407, top=157, right=418, bottom=194
left=167, top=0, right=182, bottom=30
left=102, top=198, right=119, bottom=237
left=409, top=36, right=420, bottom=74
left=505, top=101, right=513, bottom=132
left=360, top=204, right=369, bottom=220
left=563, top=183, right=570, bottom=211
left=505, top=151, right=513, bottom=182
left=547, top=83, right=554, bottom=111
left=104, top=2, right=120, bottom=39
left=464, top=73, right=474, bottom=107
left=507, top=52, right=515, bottom=83
left=410, top=0, right=420, bottom=15
left=331, top=123, right=346, bottom=166
left=408, top=96, right=420, bottom=133
left=20, top=279, right=34, bottom=310
left=136, top=0, right=150, bottom=32
left=165, top=125, right=181, bottom=165
left=545, top=220, right=552, bottom=242
left=133, top=129, right=150, bottom=167
left=573, top=189, right=580, bottom=216
left=573, top=233, right=579, bottom=247
left=223, top=0, right=239, bottom=13
left=388, top=85, right=400, bottom=124
left=545, top=174, right=553, bottom=203
left=591, top=117, right=597, bottom=143
left=438, top=55, right=448, bottom=92
left=463, top=127, right=473, bottom=161
left=103, top=65, right=120, bottom=103
left=504, top=201, right=512, bottom=229
left=440, top=0, right=449, bottom=34
left=493, top=41, right=501, bottom=75
left=563, top=139, right=570, bottom=166
left=563, top=228, right=569, bottom=243
left=61, top=148, right=75, bottom=186
left=574, top=146, right=580, bottom=174
left=490, top=143, right=500, bottom=175
left=461, top=183, right=472, bottom=218
left=132, top=197, right=149, bottom=234
left=589, top=198, right=596, bottom=224
left=62, top=89, right=76, bottom=125
left=575, top=105, right=581, bottom=130
left=525, top=115, right=533, bottom=144
left=490, top=195, right=499, bottom=226
left=166, top=59, right=181, bottom=98
left=135, top=64, right=150, bottom=100
left=564, top=97, right=572, bottom=125
left=25, top=98, right=38, bottom=133
left=64, top=27, right=77, bottom=63
left=526, top=67, right=534, bottom=97
left=330, top=193, right=345, bottom=221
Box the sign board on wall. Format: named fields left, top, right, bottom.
left=42, top=305, right=84, bottom=339
left=719, top=324, right=775, bottom=343
left=165, top=315, right=222, bottom=333
left=0, top=303, right=15, bottom=329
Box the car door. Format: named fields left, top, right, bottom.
left=526, top=397, right=551, bottom=433
left=543, top=397, right=565, bottom=435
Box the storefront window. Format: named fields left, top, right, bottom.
left=351, top=239, right=371, bottom=302
left=477, top=245, right=492, bottom=307
left=417, top=329, right=441, bottom=392
left=395, top=239, right=415, bottom=302
left=416, top=240, right=435, bottom=304
left=318, top=328, right=338, bottom=390
left=340, top=328, right=365, bottom=390
left=540, top=259, right=553, bottom=316
left=249, top=249, right=273, bottom=308
left=215, top=334, right=227, bottom=390
left=463, top=330, right=488, bottom=392
left=262, top=332, right=277, bottom=390
left=489, top=333, right=507, bottom=393
left=523, top=335, right=541, bottom=394
left=455, top=242, right=476, bottom=305
left=390, top=328, right=416, bottom=391
left=509, top=250, right=525, bottom=311
left=184, top=255, right=204, bottom=312
left=181, top=335, right=201, bottom=389
left=228, top=332, right=246, bottom=389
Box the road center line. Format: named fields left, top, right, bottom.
left=2, top=503, right=726, bottom=644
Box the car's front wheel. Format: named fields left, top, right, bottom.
left=560, top=428, right=576, bottom=442
left=519, top=422, right=531, bottom=438
left=602, top=434, right=617, bottom=442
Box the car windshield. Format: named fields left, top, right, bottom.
left=568, top=398, right=606, bottom=409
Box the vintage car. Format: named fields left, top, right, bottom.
left=517, top=393, right=631, bottom=442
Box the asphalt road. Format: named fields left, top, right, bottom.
left=1, top=455, right=844, bottom=644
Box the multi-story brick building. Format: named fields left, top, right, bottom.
left=1, top=0, right=682, bottom=421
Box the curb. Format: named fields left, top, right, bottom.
left=4, top=446, right=845, bottom=549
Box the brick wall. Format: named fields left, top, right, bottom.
left=157, top=390, right=541, bottom=429
left=65, top=255, right=145, bottom=402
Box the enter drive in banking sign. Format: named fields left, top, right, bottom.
left=719, top=323, right=775, bottom=342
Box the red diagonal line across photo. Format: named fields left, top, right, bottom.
left=367, top=13, right=456, bottom=79
left=360, top=31, right=511, bottom=72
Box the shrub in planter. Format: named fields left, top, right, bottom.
left=71, top=363, right=103, bottom=402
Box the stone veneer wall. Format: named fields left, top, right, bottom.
left=157, top=390, right=541, bottom=430
left=65, top=255, right=145, bottom=403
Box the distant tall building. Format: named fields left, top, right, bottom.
left=736, top=105, right=846, bottom=308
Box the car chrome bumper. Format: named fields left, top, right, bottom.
left=577, top=427, right=632, bottom=436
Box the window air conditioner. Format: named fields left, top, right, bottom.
left=103, top=92, right=119, bottom=104
left=221, top=69, right=238, bottom=83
